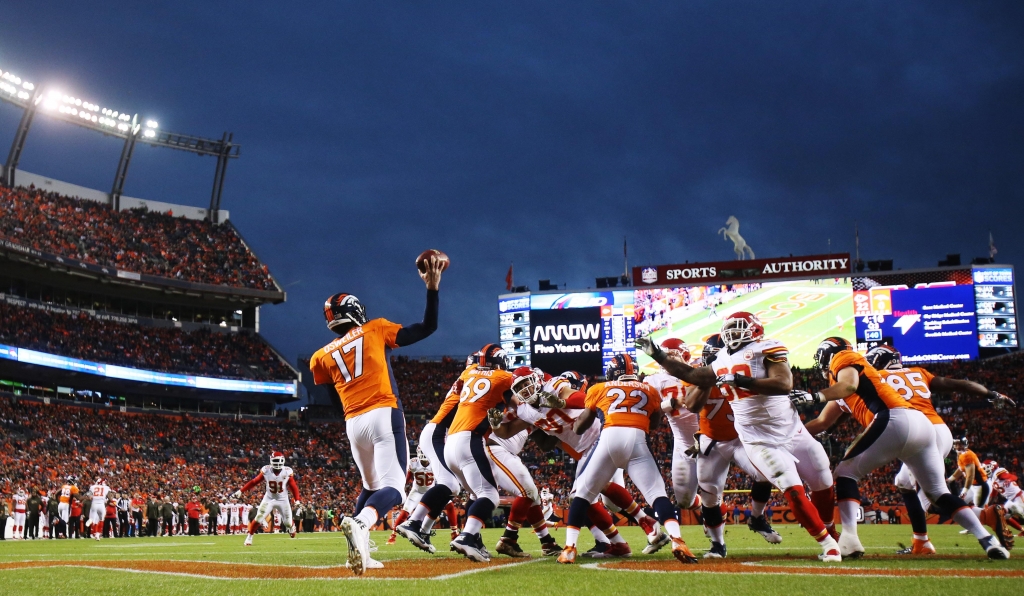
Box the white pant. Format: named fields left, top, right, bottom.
left=574, top=427, right=668, bottom=505
left=485, top=442, right=540, bottom=505
left=1006, top=495, right=1024, bottom=519
left=230, top=511, right=240, bottom=525
left=420, top=422, right=461, bottom=493
left=88, top=502, right=106, bottom=527
left=12, top=512, right=25, bottom=529
left=894, top=422, right=953, bottom=510
left=255, top=495, right=293, bottom=531
left=58, top=502, right=70, bottom=524
left=671, top=445, right=698, bottom=508
left=445, top=431, right=499, bottom=504
left=836, top=408, right=947, bottom=501
left=346, top=406, right=408, bottom=499
left=744, top=426, right=832, bottom=492
left=402, top=490, right=426, bottom=513
left=696, top=435, right=768, bottom=507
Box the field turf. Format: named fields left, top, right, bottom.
left=1, top=524, right=1020, bottom=595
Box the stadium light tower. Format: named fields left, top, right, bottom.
left=0, top=65, right=239, bottom=223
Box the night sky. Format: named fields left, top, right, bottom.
left=1, top=2, right=1022, bottom=364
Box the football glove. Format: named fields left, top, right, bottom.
left=537, top=391, right=565, bottom=409
left=683, top=432, right=703, bottom=459
left=231, top=490, right=242, bottom=500
left=635, top=336, right=662, bottom=359
left=789, top=390, right=825, bottom=408
left=487, top=408, right=505, bottom=429
left=988, top=390, right=1017, bottom=409
left=715, top=373, right=735, bottom=387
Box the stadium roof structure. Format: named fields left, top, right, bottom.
left=0, top=64, right=237, bottom=222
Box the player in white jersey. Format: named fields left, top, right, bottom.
left=637, top=312, right=841, bottom=562
left=225, top=498, right=239, bottom=534
left=232, top=452, right=301, bottom=546
left=540, top=488, right=557, bottom=525
left=88, top=480, right=111, bottom=541
left=387, top=447, right=436, bottom=544
left=985, top=461, right=1024, bottom=532
left=645, top=338, right=700, bottom=515
left=11, top=489, right=27, bottom=539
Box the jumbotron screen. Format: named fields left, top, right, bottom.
left=497, top=265, right=1017, bottom=375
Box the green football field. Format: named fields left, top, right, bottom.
left=1, top=525, right=1019, bottom=595
left=638, top=280, right=855, bottom=371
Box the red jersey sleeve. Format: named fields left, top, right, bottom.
left=564, top=391, right=587, bottom=409
left=287, top=477, right=301, bottom=501
left=241, top=472, right=265, bottom=494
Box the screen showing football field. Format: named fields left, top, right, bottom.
left=635, top=279, right=855, bottom=371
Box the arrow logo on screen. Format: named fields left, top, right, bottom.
left=893, top=314, right=921, bottom=335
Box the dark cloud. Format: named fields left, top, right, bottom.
left=1, top=1, right=1021, bottom=360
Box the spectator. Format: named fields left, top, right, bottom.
left=186, top=496, right=202, bottom=536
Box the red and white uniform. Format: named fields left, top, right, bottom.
left=228, top=502, right=241, bottom=530
left=11, top=494, right=27, bottom=537
left=485, top=410, right=541, bottom=505
left=241, top=466, right=300, bottom=532
left=710, top=339, right=831, bottom=492
left=647, top=371, right=700, bottom=508
left=992, top=469, right=1023, bottom=518
left=88, top=484, right=111, bottom=528
left=402, top=459, right=435, bottom=512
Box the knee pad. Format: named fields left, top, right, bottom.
left=702, top=503, right=725, bottom=528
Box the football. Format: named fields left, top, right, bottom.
left=416, top=249, right=450, bottom=273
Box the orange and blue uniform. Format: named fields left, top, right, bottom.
left=309, top=318, right=403, bottom=420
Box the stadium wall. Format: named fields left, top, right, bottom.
left=14, top=169, right=230, bottom=222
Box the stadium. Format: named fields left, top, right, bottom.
left=3, top=7, right=1024, bottom=596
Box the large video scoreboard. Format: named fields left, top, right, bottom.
left=498, top=257, right=1017, bottom=375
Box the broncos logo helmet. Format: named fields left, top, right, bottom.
left=605, top=353, right=638, bottom=382
left=558, top=370, right=588, bottom=392
left=814, top=336, right=853, bottom=380
left=865, top=344, right=903, bottom=371
left=323, top=293, right=368, bottom=332
left=701, top=333, right=725, bottom=367
left=477, top=343, right=510, bottom=370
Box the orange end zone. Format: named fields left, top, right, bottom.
left=594, top=558, right=1024, bottom=578
left=0, top=558, right=526, bottom=580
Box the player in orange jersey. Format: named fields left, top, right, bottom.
left=307, top=256, right=444, bottom=575
left=799, top=337, right=1008, bottom=560
left=557, top=354, right=698, bottom=565
left=57, top=477, right=80, bottom=532
left=864, top=344, right=1014, bottom=554
left=950, top=437, right=990, bottom=506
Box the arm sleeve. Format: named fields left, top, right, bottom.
left=287, top=477, right=301, bottom=501
left=240, top=472, right=264, bottom=494
left=395, top=289, right=439, bottom=347
left=564, top=391, right=587, bottom=409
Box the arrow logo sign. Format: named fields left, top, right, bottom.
left=894, top=314, right=921, bottom=335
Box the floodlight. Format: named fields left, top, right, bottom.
left=146, top=120, right=158, bottom=129
left=143, top=129, right=156, bottom=138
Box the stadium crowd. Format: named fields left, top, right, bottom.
left=0, top=301, right=294, bottom=381
left=2, top=352, right=1022, bottom=538
left=0, top=185, right=276, bottom=291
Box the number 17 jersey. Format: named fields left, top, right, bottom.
left=309, top=318, right=403, bottom=420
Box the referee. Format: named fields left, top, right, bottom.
left=117, top=494, right=131, bottom=538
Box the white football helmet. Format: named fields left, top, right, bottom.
left=416, top=446, right=430, bottom=466
left=270, top=452, right=286, bottom=472
left=540, top=487, right=552, bottom=500
left=511, top=366, right=543, bottom=405
left=982, top=460, right=998, bottom=478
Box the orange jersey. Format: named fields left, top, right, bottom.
left=309, top=318, right=403, bottom=420
left=447, top=365, right=514, bottom=434
left=699, top=389, right=739, bottom=441
left=829, top=350, right=906, bottom=418
left=59, top=484, right=79, bottom=504
left=958, top=450, right=987, bottom=484
left=429, top=378, right=464, bottom=426
left=585, top=380, right=661, bottom=432
left=837, top=394, right=875, bottom=428
left=878, top=367, right=943, bottom=424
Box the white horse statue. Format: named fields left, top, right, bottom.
left=718, top=216, right=755, bottom=260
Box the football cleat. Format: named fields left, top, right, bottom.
left=582, top=541, right=611, bottom=557
left=671, top=537, right=698, bottom=564
left=289, top=530, right=296, bottom=539
left=838, top=532, right=864, bottom=559
left=642, top=528, right=671, bottom=554
left=541, top=540, right=563, bottom=556
left=981, top=535, right=1010, bottom=560
left=703, top=541, right=727, bottom=559
left=341, top=516, right=371, bottom=576
left=747, top=515, right=783, bottom=544
left=819, top=536, right=842, bottom=562
left=637, top=516, right=657, bottom=536
left=495, top=537, right=531, bottom=558
left=396, top=520, right=436, bottom=554
left=365, top=558, right=384, bottom=570
left=599, top=542, right=632, bottom=558
left=386, top=534, right=397, bottom=545
left=557, top=546, right=578, bottom=564
left=450, top=533, right=490, bottom=562
left=912, top=538, right=937, bottom=555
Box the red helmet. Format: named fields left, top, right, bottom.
left=720, top=312, right=764, bottom=350
left=511, top=366, right=542, bottom=404
left=660, top=337, right=691, bottom=363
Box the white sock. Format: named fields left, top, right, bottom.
left=533, top=524, right=550, bottom=539
left=707, top=523, right=724, bottom=543
left=355, top=508, right=377, bottom=527
left=953, top=508, right=991, bottom=540
left=463, top=516, right=483, bottom=535
left=409, top=504, right=429, bottom=524
left=608, top=530, right=626, bottom=544
left=589, top=526, right=609, bottom=543
left=839, top=501, right=860, bottom=539
left=663, top=519, right=681, bottom=540
left=565, top=526, right=580, bottom=547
